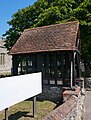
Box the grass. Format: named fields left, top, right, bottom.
left=0, top=99, right=56, bottom=120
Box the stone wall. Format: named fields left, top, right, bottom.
left=37, top=86, right=63, bottom=104
left=42, top=87, right=84, bottom=120
left=0, top=40, right=12, bottom=75
left=85, top=78, right=91, bottom=90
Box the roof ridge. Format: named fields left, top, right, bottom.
left=24, top=20, right=79, bottom=32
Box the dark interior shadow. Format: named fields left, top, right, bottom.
left=2, top=111, right=33, bottom=120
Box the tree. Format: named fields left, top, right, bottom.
left=3, top=0, right=91, bottom=70
left=3, top=0, right=49, bottom=49
left=3, top=0, right=76, bottom=50
left=73, top=0, right=91, bottom=70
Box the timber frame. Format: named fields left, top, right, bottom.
left=12, top=50, right=80, bottom=87
left=10, top=21, right=81, bottom=88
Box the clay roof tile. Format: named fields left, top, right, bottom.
left=10, top=21, right=79, bottom=55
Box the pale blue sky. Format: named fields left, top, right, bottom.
left=0, top=0, right=37, bottom=37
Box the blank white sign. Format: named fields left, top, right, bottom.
left=0, top=72, right=42, bottom=111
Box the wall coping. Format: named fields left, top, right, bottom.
left=42, top=87, right=81, bottom=120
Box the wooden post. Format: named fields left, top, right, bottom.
left=32, top=54, right=36, bottom=72
left=54, top=53, right=57, bottom=85
left=77, top=53, right=81, bottom=77
left=20, top=58, right=23, bottom=74
left=71, top=61, right=73, bottom=88
left=12, top=55, right=19, bottom=75
left=33, top=96, right=36, bottom=117
left=5, top=108, right=8, bottom=120
left=61, top=52, right=65, bottom=86
left=46, top=53, right=50, bottom=86
left=37, top=53, right=43, bottom=87
left=26, top=56, right=28, bottom=74
left=70, top=51, right=75, bottom=88
left=37, top=53, right=42, bottom=72
left=73, top=52, right=75, bottom=86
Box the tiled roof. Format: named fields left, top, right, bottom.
left=10, top=21, right=79, bottom=55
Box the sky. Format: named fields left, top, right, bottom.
left=0, top=0, right=37, bottom=38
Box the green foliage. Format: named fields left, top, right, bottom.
left=73, top=0, right=91, bottom=62
left=3, top=0, right=91, bottom=63
left=33, top=6, right=61, bottom=27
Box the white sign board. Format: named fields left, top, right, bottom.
left=0, top=72, right=42, bottom=111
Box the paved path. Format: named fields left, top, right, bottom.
left=84, top=91, right=91, bottom=120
